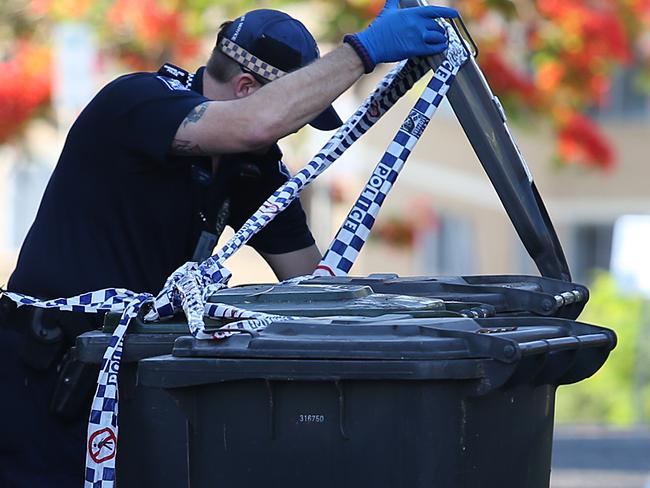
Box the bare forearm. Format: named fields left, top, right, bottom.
left=251, top=44, right=364, bottom=140
left=172, top=2, right=458, bottom=157
left=261, top=244, right=322, bottom=281
left=173, top=44, right=364, bottom=156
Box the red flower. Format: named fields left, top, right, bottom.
left=372, top=217, right=417, bottom=248
left=632, top=0, right=650, bottom=20
left=363, top=0, right=383, bottom=18
left=107, top=0, right=200, bottom=67
left=0, top=44, right=51, bottom=144
left=537, top=0, right=631, bottom=63
left=557, top=112, right=615, bottom=170
left=481, top=52, right=538, bottom=105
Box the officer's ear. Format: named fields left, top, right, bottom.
left=232, top=72, right=262, bottom=98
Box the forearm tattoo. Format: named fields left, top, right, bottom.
left=171, top=138, right=204, bottom=155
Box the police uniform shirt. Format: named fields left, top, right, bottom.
left=8, top=66, right=315, bottom=298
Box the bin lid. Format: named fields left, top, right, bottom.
left=172, top=316, right=576, bottom=362
left=140, top=316, right=615, bottom=389
left=210, top=284, right=372, bottom=303
left=304, top=274, right=589, bottom=318
left=76, top=330, right=181, bottom=363
left=101, top=284, right=460, bottom=334
left=210, top=284, right=447, bottom=316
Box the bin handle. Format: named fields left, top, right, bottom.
left=209, top=328, right=258, bottom=337
left=451, top=16, right=478, bottom=58
left=518, top=333, right=612, bottom=357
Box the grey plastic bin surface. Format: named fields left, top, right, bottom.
left=139, top=315, right=616, bottom=488
left=102, top=282, right=500, bottom=334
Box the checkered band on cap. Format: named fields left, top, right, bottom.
left=219, top=38, right=287, bottom=82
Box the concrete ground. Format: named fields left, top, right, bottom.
left=551, top=425, right=650, bottom=488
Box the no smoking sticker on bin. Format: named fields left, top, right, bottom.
left=88, top=427, right=117, bottom=464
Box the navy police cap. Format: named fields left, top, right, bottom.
left=220, top=9, right=343, bottom=131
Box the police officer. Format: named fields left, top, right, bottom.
left=0, top=1, right=457, bottom=486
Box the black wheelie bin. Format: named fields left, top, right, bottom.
left=75, top=282, right=495, bottom=487
left=93, top=3, right=615, bottom=483
left=138, top=314, right=615, bottom=488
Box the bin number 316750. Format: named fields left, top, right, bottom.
left=298, top=414, right=325, bottom=423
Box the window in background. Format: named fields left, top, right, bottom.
left=417, top=213, right=476, bottom=276
left=588, top=64, right=649, bottom=121
left=569, top=223, right=614, bottom=285
left=9, top=162, right=52, bottom=248
left=513, top=232, right=542, bottom=277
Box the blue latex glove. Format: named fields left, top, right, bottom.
left=347, top=0, right=458, bottom=72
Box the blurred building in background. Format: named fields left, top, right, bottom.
left=1, top=58, right=647, bottom=287
left=303, top=63, right=650, bottom=287
left=1, top=0, right=649, bottom=288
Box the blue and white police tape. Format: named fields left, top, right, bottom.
left=4, top=288, right=142, bottom=312
left=85, top=293, right=149, bottom=486
left=315, top=22, right=468, bottom=276
left=144, top=56, right=433, bottom=332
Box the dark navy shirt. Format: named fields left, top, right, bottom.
left=8, top=66, right=314, bottom=298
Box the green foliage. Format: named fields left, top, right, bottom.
left=485, top=0, right=517, bottom=19
left=555, top=272, right=650, bottom=425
